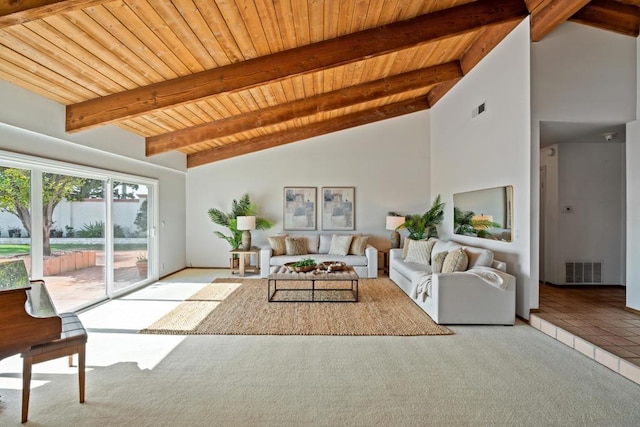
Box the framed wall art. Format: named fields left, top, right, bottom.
left=321, top=187, right=355, bottom=231
left=283, top=187, right=316, bottom=230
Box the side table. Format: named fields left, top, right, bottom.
left=229, top=247, right=260, bottom=277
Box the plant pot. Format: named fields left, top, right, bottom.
left=136, top=261, right=148, bottom=277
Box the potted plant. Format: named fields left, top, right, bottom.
left=398, top=194, right=445, bottom=240
left=207, top=193, right=273, bottom=269
left=136, top=253, right=148, bottom=277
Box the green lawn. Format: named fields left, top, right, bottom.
left=0, top=243, right=147, bottom=257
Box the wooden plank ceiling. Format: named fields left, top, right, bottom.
left=0, top=1, right=638, bottom=167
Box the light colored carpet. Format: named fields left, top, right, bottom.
left=140, top=278, right=452, bottom=336
left=3, top=322, right=640, bottom=426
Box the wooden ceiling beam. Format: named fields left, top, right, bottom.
left=66, top=0, right=528, bottom=133
left=186, top=98, right=431, bottom=168
left=0, top=1, right=110, bottom=28
left=146, top=62, right=463, bottom=156
left=570, top=0, right=640, bottom=37
left=530, top=0, right=591, bottom=42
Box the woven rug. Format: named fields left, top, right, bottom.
left=140, top=278, right=452, bottom=336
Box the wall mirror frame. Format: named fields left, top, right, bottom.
left=453, top=185, right=513, bottom=242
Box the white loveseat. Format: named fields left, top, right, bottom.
left=260, top=233, right=378, bottom=278
left=389, top=238, right=515, bottom=325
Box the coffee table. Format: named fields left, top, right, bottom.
left=267, top=265, right=359, bottom=302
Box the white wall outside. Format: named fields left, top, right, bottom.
left=430, top=20, right=532, bottom=318
left=186, top=111, right=431, bottom=268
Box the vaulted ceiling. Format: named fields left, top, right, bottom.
left=1, top=0, right=638, bottom=167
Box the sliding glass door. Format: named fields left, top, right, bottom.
left=0, top=154, right=157, bottom=311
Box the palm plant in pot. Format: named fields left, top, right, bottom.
left=207, top=193, right=273, bottom=269
left=398, top=194, right=445, bottom=241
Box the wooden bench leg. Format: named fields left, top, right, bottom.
left=78, top=345, right=85, bottom=403
left=22, top=356, right=33, bottom=423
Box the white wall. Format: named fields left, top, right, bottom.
left=542, top=142, right=625, bottom=285
left=532, top=22, right=636, bottom=123
left=0, top=81, right=188, bottom=277
left=431, top=20, right=532, bottom=318
left=627, top=35, right=640, bottom=310
left=532, top=22, right=637, bottom=307
left=186, top=111, right=431, bottom=267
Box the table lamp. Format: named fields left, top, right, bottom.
left=236, top=216, right=256, bottom=250
left=386, top=216, right=405, bottom=249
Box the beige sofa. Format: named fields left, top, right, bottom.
left=389, top=238, right=515, bottom=325
left=260, top=233, right=378, bottom=278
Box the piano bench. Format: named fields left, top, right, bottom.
left=21, top=312, right=88, bottom=424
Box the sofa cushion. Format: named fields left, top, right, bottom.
left=270, top=254, right=368, bottom=267
left=404, top=239, right=435, bottom=265
left=432, top=251, right=448, bottom=273
left=465, top=247, right=494, bottom=268
left=290, top=234, right=319, bottom=254
left=285, top=236, right=308, bottom=255
left=267, top=235, right=288, bottom=256
left=394, top=259, right=432, bottom=280
left=319, top=234, right=332, bottom=254
left=329, top=234, right=353, bottom=256
left=442, top=248, right=469, bottom=273
left=349, top=235, right=369, bottom=255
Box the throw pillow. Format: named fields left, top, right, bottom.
left=432, top=251, right=448, bottom=273
left=267, top=235, right=287, bottom=256
left=329, top=234, right=353, bottom=256
left=285, top=236, right=308, bottom=255
left=442, top=248, right=469, bottom=273
left=319, top=234, right=332, bottom=254
left=404, top=239, right=433, bottom=265
left=291, top=234, right=319, bottom=254
left=349, top=235, right=369, bottom=255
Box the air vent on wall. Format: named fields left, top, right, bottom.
left=472, top=102, right=486, bottom=118
left=565, top=262, right=602, bottom=284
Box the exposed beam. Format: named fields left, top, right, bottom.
left=0, top=1, right=109, bottom=28
left=570, top=0, right=640, bottom=37
left=66, top=0, right=528, bottom=133
left=187, top=98, right=431, bottom=168
left=461, top=20, right=521, bottom=74
left=146, top=62, right=462, bottom=156
left=530, top=0, right=591, bottom=42
left=426, top=80, right=461, bottom=107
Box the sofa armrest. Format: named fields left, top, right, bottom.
left=260, top=246, right=272, bottom=278
left=390, top=248, right=403, bottom=260
left=365, top=245, right=378, bottom=278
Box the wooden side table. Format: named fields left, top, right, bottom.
left=229, top=247, right=260, bottom=277
left=379, top=249, right=390, bottom=275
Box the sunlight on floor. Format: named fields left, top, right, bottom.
left=0, top=268, right=237, bottom=385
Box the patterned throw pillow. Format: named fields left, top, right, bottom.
left=285, top=236, right=308, bottom=255
left=349, top=235, right=369, bottom=255
left=329, top=234, right=353, bottom=256
left=267, top=235, right=287, bottom=256
left=432, top=251, right=448, bottom=273
left=442, top=248, right=469, bottom=273
left=404, top=240, right=433, bottom=265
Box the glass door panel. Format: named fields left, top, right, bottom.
left=0, top=166, right=31, bottom=275
left=113, top=181, right=149, bottom=292
left=43, top=173, right=106, bottom=312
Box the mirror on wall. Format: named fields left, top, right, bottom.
left=453, top=186, right=513, bottom=242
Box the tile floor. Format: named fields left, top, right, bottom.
left=535, top=283, right=640, bottom=368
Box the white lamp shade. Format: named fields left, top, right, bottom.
left=236, top=216, right=256, bottom=230
left=386, top=216, right=405, bottom=230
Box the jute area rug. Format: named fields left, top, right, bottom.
left=140, top=277, right=451, bottom=336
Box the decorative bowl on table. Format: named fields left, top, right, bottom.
left=317, top=261, right=347, bottom=272
left=284, top=260, right=317, bottom=273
